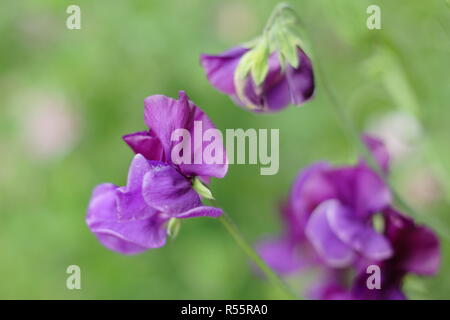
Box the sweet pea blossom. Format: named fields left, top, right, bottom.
left=200, top=5, right=315, bottom=113
left=87, top=91, right=227, bottom=254
left=201, top=46, right=314, bottom=113
left=257, top=135, right=440, bottom=299
left=351, top=207, right=440, bottom=300
left=123, top=91, right=227, bottom=181
left=311, top=207, right=440, bottom=300
left=259, top=141, right=392, bottom=271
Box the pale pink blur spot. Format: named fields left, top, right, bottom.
left=19, top=92, right=81, bottom=161
left=404, top=167, right=443, bottom=208
left=366, top=110, right=422, bottom=163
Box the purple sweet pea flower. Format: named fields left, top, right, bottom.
left=257, top=134, right=440, bottom=300
left=308, top=269, right=353, bottom=300
left=200, top=46, right=314, bottom=113
left=123, top=91, right=228, bottom=181
left=351, top=207, right=440, bottom=300
left=87, top=155, right=222, bottom=254
left=313, top=207, right=440, bottom=300
left=200, top=3, right=315, bottom=113
left=260, top=157, right=392, bottom=271
left=87, top=91, right=227, bottom=254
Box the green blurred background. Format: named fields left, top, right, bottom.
left=1, top=0, right=449, bottom=299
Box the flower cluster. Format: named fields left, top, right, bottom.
left=86, top=91, right=227, bottom=254
left=85, top=3, right=441, bottom=300
left=257, top=135, right=440, bottom=299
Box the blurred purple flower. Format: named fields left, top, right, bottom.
left=257, top=135, right=440, bottom=299
left=309, top=207, right=440, bottom=300
left=87, top=91, right=227, bottom=254
left=200, top=46, right=314, bottom=113
left=259, top=138, right=392, bottom=271
left=351, top=208, right=440, bottom=300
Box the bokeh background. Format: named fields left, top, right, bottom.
left=1, top=0, right=449, bottom=299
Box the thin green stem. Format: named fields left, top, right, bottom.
left=210, top=200, right=297, bottom=299
left=264, top=2, right=291, bottom=34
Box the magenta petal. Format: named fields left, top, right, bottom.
left=144, top=92, right=191, bottom=160
left=200, top=46, right=248, bottom=95
left=177, top=205, right=222, bottom=218
left=309, top=283, right=352, bottom=300
left=351, top=269, right=406, bottom=300
left=362, top=134, right=390, bottom=174
left=327, top=204, right=392, bottom=261
left=239, top=49, right=315, bottom=112
left=257, top=237, right=305, bottom=274
left=178, top=95, right=228, bottom=179
left=123, top=131, right=164, bottom=161
left=144, top=91, right=228, bottom=179
left=265, top=49, right=315, bottom=110
left=354, top=166, right=391, bottom=217
left=142, top=164, right=202, bottom=215
left=326, top=165, right=390, bottom=219
left=305, top=200, right=355, bottom=267
left=115, top=154, right=156, bottom=221
left=290, top=162, right=334, bottom=218
left=308, top=269, right=352, bottom=300
left=86, top=183, right=167, bottom=254
left=385, top=208, right=440, bottom=275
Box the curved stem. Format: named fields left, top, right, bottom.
left=264, top=2, right=291, bottom=34
left=210, top=200, right=297, bottom=299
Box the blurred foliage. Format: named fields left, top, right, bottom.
left=0, top=0, right=449, bottom=299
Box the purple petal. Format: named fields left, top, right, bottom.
left=142, top=163, right=202, bottom=216
left=265, top=49, right=315, bottom=110
left=257, top=237, right=305, bottom=275
left=309, top=284, right=352, bottom=300
left=177, top=95, right=228, bottom=179
left=240, top=48, right=315, bottom=112
left=200, top=46, right=248, bottom=95
left=326, top=165, right=391, bottom=219
left=308, top=269, right=352, bottom=300
left=123, top=131, right=164, bottom=161
left=305, top=200, right=355, bottom=267
left=362, top=134, right=390, bottom=174
left=115, top=154, right=157, bottom=221
left=144, top=92, right=192, bottom=160
left=86, top=183, right=168, bottom=255
left=177, top=205, right=223, bottom=218
left=143, top=91, right=227, bottom=179
left=351, top=267, right=406, bottom=300
left=353, top=165, right=391, bottom=217
left=327, top=204, right=392, bottom=261
left=384, top=208, right=440, bottom=275
left=290, top=162, right=335, bottom=219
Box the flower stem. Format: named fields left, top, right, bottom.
left=210, top=200, right=297, bottom=299
left=264, top=2, right=291, bottom=34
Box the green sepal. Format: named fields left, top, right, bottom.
left=235, top=39, right=269, bottom=86
left=192, top=177, right=215, bottom=200
left=167, top=218, right=181, bottom=239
